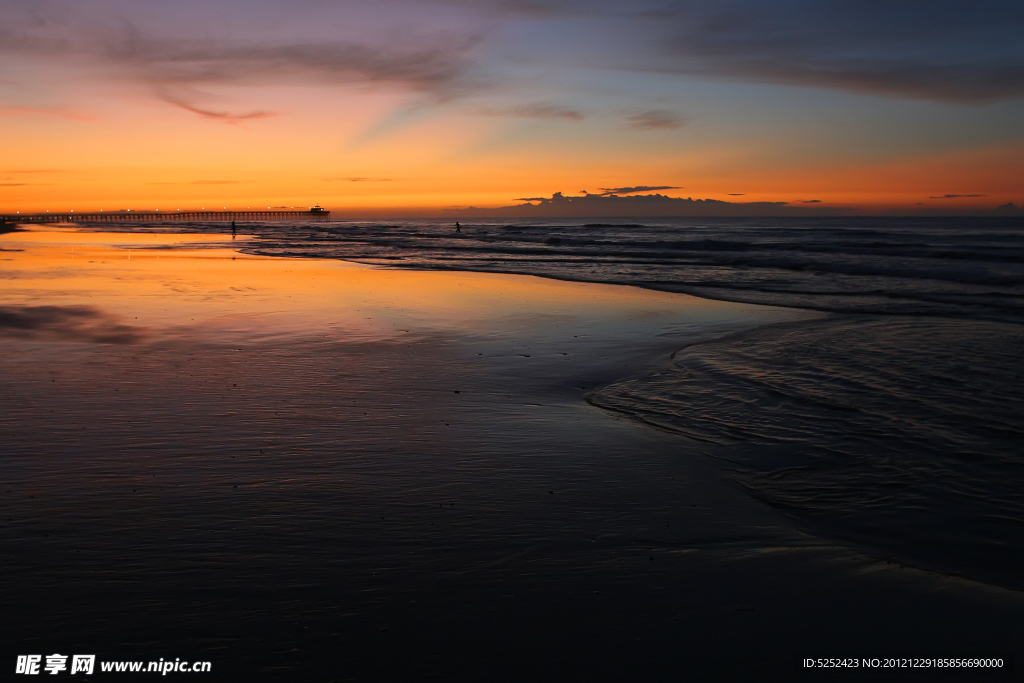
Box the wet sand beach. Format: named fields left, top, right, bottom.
left=2, top=227, right=1022, bottom=681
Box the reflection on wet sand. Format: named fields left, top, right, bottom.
left=0, top=226, right=798, bottom=345
left=0, top=304, right=146, bottom=343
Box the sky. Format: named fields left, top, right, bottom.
left=1, top=0, right=1022, bottom=215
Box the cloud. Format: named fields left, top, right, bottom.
left=727, top=193, right=745, bottom=196
left=4, top=0, right=1018, bottom=129
left=627, top=110, right=687, bottom=129
left=95, top=21, right=484, bottom=103
left=478, top=103, right=584, bottom=120
left=0, top=305, right=145, bottom=344
left=651, top=0, right=1024, bottom=102
left=140, top=40, right=476, bottom=93
left=0, top=169, right=62, bottom=174
left=598, top=185, right=683, bottom=195
left=0, top=105, right=95, bottom=122
left=802, top=199, right=822, bottom=203
left=453, top=190, right=831, bottom=218
left=930, top=194, right=986, bottom=198
left=148, top=180, right=248, bottom=185
left=423, top=0, right=580, bottom=17
left=0, top=7, right=487, bottom=119
left=322, top=177, right=397, bottom=182
left=155, top=92, right=276, bottom=124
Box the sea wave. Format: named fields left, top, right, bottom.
left=589, top=316, right=1024, bottom=589
left=236, top=216, right=1024, bottom=322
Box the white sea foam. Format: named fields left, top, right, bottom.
left=233, top=216, right=1024, bottom=322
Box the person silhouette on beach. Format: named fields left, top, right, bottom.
left=231, top=221, right=236, bottom=239
left=455, top=222, right=461, bottom=233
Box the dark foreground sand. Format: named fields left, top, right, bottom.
left=1, top=228, right=1021, bottom=681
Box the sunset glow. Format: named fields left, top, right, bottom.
left=2, top=0, right=1022, bottom=215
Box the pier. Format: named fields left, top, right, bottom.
left=0, top=206, right=330, bottom=224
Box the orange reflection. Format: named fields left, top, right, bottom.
left=0, top=226, right=788, bottom=345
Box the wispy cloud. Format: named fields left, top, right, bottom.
left=0, top=169, right=62, bottom=174
left=322, top=177, right=398, bottom=182
left=0, top=106, right=94, bottom=122
left=627, top=110, right=687, bottom=129
left=148, top=180, right=249, bottom=185
left=478, top=103, right=584, bottom=120
left=95, top=21, right=485, bottom=106
left=650, top=0, right=1024, bottom=102
left=158, top=93, right=275, bottom=125
left=0, top=6, right=488, bottom=120
left=930, top=194, right=986, bottom=198
left=0, top=168, right=58, bottom=186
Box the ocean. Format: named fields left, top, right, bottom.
left=245, top=216, right=1024, bottom=321
left=232, top=216, right=1024, bottom=590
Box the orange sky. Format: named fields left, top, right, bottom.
left=1, top=1, right=1022, bottom=216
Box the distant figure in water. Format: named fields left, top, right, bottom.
left=455, top=222, right=461, bottom=233
left=231, top=221, right=236, bottom=239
